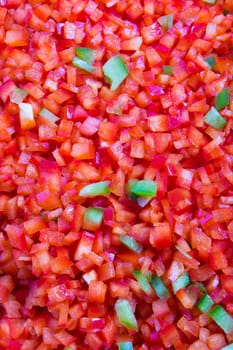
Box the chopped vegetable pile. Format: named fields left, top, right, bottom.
left=0, top=0, right=233, bottom=349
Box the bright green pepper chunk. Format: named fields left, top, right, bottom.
left=215, top=87, right=230, bottom=110
left=209, top=305, right=233, bottom=334
left=197, top=294, right=214, bottom=313
left=75, top=47, right=96, bottom=65
left=84, top=207, right=103, bottom=227
left=103, top=55, right=129, bottom=91
left=119, top=235, right=143, bottom=254
left=172, top=272, right=190, bottom=294
left=204, top=106, right=226, bottom=130
left=131, top=180, right=157, bottom=197
left=118, top=342, right=134, bottom=350
left=151, top=275, right=170, bottom=299
left=133, top=270, right=153, bottom=295
left=204, top=56, right=216, bottom=68
left=163, top=65, right=173, bottom=75
left=79, top=181, right=111, bottom=197
left=72, top=57, right=94, bottom=73
left=115, top=299, right=138, bottom=331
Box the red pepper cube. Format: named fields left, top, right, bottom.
left=168, top=188, right=192, bottom=212
left=57, top=119, right=73, bottom=138
left=148, top=114, right=169, bottom=132
left=98, top=262, right=115, bottom=281
left=159, top=324, right=182, bottom=349
left=209, top=250, right=228, bottom=271
left=150, top=222, right=172, bottom=249
left=71, top=138, right=95, bottom=160
left=221, top=275, right=233, bottom=297
left=88, top=280, right=107, bottom=303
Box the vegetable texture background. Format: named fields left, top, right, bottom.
left=0, top=0, right=233, bottom=349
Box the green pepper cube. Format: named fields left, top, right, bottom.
left=118, top=342, right=134, bottom=350
left=79, top=181, right=111, bottom=197
left=163, top=65, right=173, bottom=75
left=209, top=305, right=233, bottom=334
left=103, top=55, right=129, bottom=91
left=75, top=47, right=96, bottom=64
left=131, top=180, right=157, bottom=197
left=39, top=108, right=60, bottom=124
left=133, top=270, right=153, bottom=295
left=151, top=275, right=170, bottom=299
left=158, top=14, right=173, bottom=30
left=204, top=56, right=216, bottom=68
left=115, top=299, right=138, bottom=331
left=215, top=87, right=230, bottom=110
left=10, top=88, right=28, bottom=104
left=72, top=57, right=94, bottom=73
left=172, top=271, right=190, bottom=294
left=84, top=207, right=103, bottom=227
left=119, top=235, right=143, bottom=254
left=197, top=294, right=214, bottom=313
left=204, top=106, right=226, bottom=130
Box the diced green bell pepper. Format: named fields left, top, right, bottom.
left=204, top=106, right=226, bottom=130
left=151, top=275, right=170, bottom=299
left=172, top=272, right=190, bottom=294
left=197, top=294, right=214, bottom=313
left=115, top=299, right=138, bottom=331
left=215, top=87, right=230, bottom=110
left=79, top=181, right=111, bottom=197
left=133, top=270, right=152, bottom=295
left=119, top=235, right=143, bottom=254
left=209, top=305, right=233, bottom=334
left=103, top=55, right=129, bottom=91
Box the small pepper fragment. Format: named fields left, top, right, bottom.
left=79, top=181, right=111, bottom=197
left=83, top=207, right=103, bottom=230
left=39, top=108, right=60, bottom=124
left=75, top=47, right=96, bottom=65
left=130, top=180, right=157, bottom=197
left=158, top=14, right=173, bottom=30
left=19, top=102, right=36, bottom=130
left=197, top=294, right=214, bottom=313
left=10, top=88, right=28, bottom=104
left=172, top=271, right=190, bottom=294
left=151, top=275, right=170, bottom=299
left=133, top=270, right=153, bottom=295
left=204, top=106, right=226, bottom=130
left=115, top=299, right=138, bottom=331
left=119, top=235, right=143, bottom=254
left=103, top=55, right=129, bottom=91
left=72, top=57, right=94, bottom=73
left=209, top=305, right=233, bottom=334
left=215, top=87, right=230, bottom=110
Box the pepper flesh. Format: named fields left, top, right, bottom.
left=114, top=299, right=138, bottom=331
left=103, top=55, right=129, bottom=91
left=209, top=305, right=233, bottom=334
